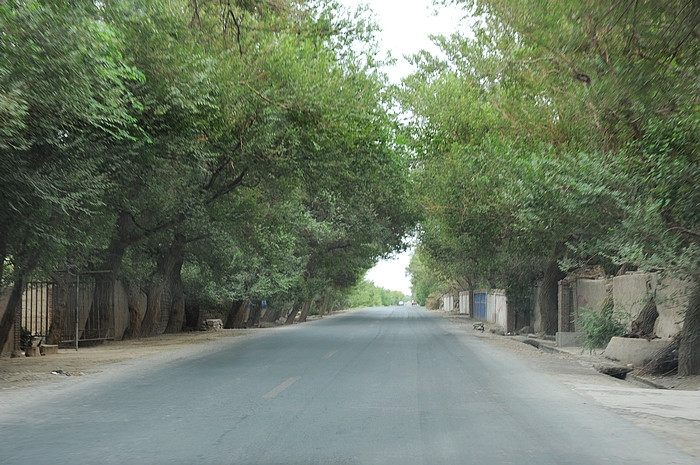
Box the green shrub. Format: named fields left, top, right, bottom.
left=20, top=327, right=33, bottom=349
left=577, top=298, right=627, bottom=352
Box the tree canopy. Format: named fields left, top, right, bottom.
left=406, top=0, right=699, bottom=371
left=3, top=0, right=699, bottom=374
left=0, top=0, right=416, bottom=350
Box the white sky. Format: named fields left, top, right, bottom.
left=335, top=0, right=467, bottom=295
left=338, top=0, right=465, bottom=83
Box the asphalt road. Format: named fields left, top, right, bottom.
left=0, top=306, right=696, bottom=465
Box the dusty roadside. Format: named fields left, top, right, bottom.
left=0, top=329, right=255, bottom=390
left=0, top=315, right=333, bottom=391
left=443, top=314, right=700, bottom=459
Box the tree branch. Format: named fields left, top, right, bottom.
left=240, top=81, right=291, bottom=111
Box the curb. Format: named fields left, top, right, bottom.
left=518, top=338, right=667, bottom=389
left=627, top=373, right=667, bottom=389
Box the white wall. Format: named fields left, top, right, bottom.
left=442, top=294, right=454, bottom=312
left=486, top=290, right=507, bottom=328
left=459, top=291, right=470, bottom=315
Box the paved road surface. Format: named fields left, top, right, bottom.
left=0, top=306, right=695, bottom=464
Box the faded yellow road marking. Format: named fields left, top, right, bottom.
left=323, top=349, right=337, bottom=359
left=263, top=376, right=301, bottom=399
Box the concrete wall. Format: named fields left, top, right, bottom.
left=494, top=292, right=507, bottom=329
left=611, top=272, right=687, bottom=339
left=604, top=336, right=672, bottom=366
left=458, top=291, right=470, bottom=315
left=574, top=278, right=610, bottom=331
left=576, top=278, right=610, bottom=314
left=654, top=275, right=691, bottom=338
left=561, top=272, right=688, bottom=340
left=442, top=294, right=454, bottom=312
left=485, top=290, right=507, bottom=328
left=612, top=272, right=654, bottom=320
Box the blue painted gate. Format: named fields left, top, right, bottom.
left=473, top=292, right=487, bottom=320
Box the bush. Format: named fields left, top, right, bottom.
left=577, top=298, right=627, bottom=352
left=20, top=327, right=33, bottom=349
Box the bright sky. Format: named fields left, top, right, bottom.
left=338, top=0, right=465, bottom=83
left=336, top=0, right=467, bottom=295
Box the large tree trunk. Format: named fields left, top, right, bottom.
left=0, top=226, right=6, bottom=287
left=0, top=278, right=24, bottom=357
left=285, top=301, right=302, bottom=325
left=261, top=305, right=283, bottom=323
left=298, top=300, right=313, bottom=323
left=45, top=272, right=72, bottom=345
left=538, top=259, right=564, bottom=335
left=225, top=300, right=248, bottom=329
left=627, top=298, right=658, bottom=339
left=0, top=239, right=40, bottom=355
left=139, top=235, right=185, bottom=337
left=246, top=301, right=262, bottom=328
left=164, top=250, right=185, bottom=334
left=319, top=295, right=330, bottom=316
left=140, top=281, right=165, bottom=337
left=122, top=285, right=146, bottom=339
left=89, top=212, right=135, bottom=340
left=678, top=283, right=700, bottom=375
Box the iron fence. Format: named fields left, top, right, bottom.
left=21, top=271, right=114, bottom=349
left=20, top=282, right=55, bottom=341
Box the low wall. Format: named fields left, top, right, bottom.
left=576, top=279, right=609, bottom=315
left=486, top=291, right=507, bottom=329
left=442, top=294, right=454, bottom=312
left=458, top=291, right=470, bottom=315
left=612, top=272, right=688, bottom=339
left=655, top=276, right=691, bottom=339
left=604, top=336, right=672, bottom=367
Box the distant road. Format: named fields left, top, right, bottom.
left=0, top=306, right=695, bottom=465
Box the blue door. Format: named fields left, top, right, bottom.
left=474, top=292, right=487, bottom=320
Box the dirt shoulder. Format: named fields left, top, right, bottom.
left=0, top=329, right=255, bottom=391
left=443, top=314, right=700, bottom=391
left=443, top=313, right=700, bottom=459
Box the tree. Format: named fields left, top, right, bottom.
left=0, top=1, right=142, bottom=354
left=406, top=252, right=443, bottom=307
left=2, top=0, right=418, bottom=349
left=420, top=0, right=698, bottom=364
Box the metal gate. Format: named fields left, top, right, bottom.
left=62, top=272, right=115, bottom=347
left=21, top=282, right=55, bottom=340
left=473, top=292, right=487, bottom=320
left=559, top=280, right=576, bottom=332
left=21, top=272, right=114, bottom=348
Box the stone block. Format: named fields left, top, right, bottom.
left=200, top=318, right=224, bottom=331
left=603, top=336, right=671, bottom=367
left=40, top=345, right=59, bottom=355
left=24, top=346, right=41, bottom=357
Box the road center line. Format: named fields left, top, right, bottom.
left=323, top=349, right=337, bottom=359
left=263, top=376, right=301, bottom=399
